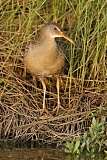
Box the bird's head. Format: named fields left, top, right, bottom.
left=40, top=22, right=76, bottom=46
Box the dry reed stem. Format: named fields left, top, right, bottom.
left=1, top=67, right=107, bottom=144
left=0, top=38, right=107, bottom=144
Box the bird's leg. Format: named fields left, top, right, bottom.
left=52, top=77, right=66, bottom=114
left=39, top=78, right=50, bottom=114
left=41, top=78, right=46, bottom=110
left=56, top=77, right=60, bottom=108
left=23, top=66, right=27, bottom=79
left=52, top=77, right=61, bottom=114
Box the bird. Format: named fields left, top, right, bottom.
left=24, top=22, right=76, bottom=114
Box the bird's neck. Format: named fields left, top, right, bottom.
left=38, top=34, right=58, bottom=53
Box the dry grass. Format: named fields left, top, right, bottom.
left=0, top=0, right=107, bottom=145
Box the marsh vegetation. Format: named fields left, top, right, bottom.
left=0, top=0, right=107, bottom=154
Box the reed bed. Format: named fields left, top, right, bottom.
left=0, top=0, right=107, bottom=145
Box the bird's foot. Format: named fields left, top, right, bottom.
left=52, top=104, right=66, bottom=115
left=38, top=108, right=50, bottom=116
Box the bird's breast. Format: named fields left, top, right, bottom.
left=24, top=42, right=65, bottom=77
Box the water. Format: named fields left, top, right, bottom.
left=0, top=148, right=106, bottom=160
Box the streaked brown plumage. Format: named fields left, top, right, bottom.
left=24, top=22, right=76, bottom=113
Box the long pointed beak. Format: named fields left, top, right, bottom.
left=60, top=31, right=76, bottom=46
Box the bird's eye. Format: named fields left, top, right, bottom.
left=54, top=27, right=57, bottom=31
